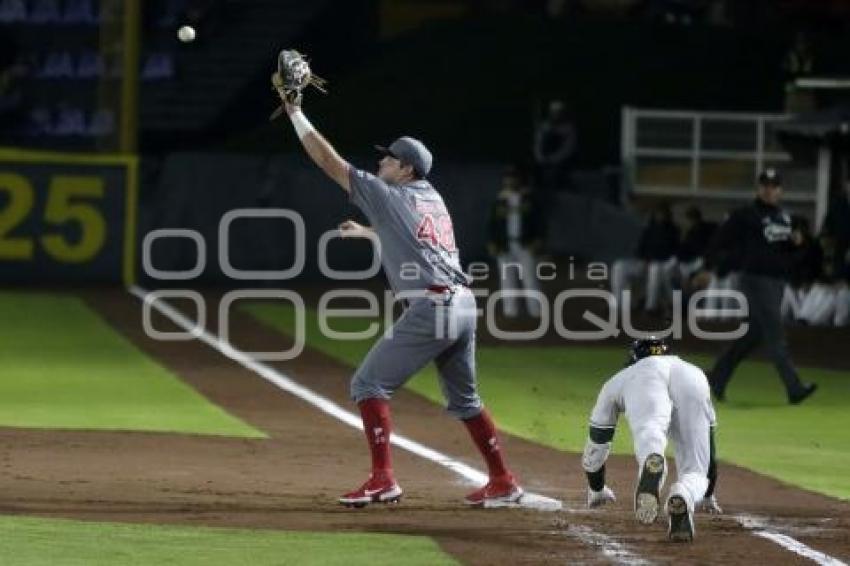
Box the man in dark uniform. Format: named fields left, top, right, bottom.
left=705, top=169, right=817, bottom=405
left=488, top=167, right=545, bottom=318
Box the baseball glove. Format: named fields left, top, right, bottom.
left=270, top=49, right=327, bottom=121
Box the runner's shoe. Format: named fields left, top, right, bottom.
left=635, top=453, right=665, bottom=524
left=667, top=494, right=695, bottom=542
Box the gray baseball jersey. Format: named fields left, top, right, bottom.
left=347, top=167, right=481, bottom=419
left=348, top=169, right=471, bottom=294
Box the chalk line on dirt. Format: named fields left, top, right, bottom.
left=737, top=514, right=847, bottom=566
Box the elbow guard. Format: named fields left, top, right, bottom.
left=582, top=439, right=611, bottom=473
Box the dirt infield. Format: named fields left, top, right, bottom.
left=0, top=289, right=847, bottom=564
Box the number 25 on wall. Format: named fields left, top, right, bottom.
left=0, top=173, right=107, bottom=263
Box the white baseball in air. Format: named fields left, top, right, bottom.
left=177, top=25, right=196, bottom=43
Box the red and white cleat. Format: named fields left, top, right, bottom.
left=464, top=474, right=524, bottom=507
left=338, top=474, right=403, bottom=508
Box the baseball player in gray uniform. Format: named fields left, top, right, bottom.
left=278, top=93, right=523, bottom=508
left=582, top=338, right=721, bottom=542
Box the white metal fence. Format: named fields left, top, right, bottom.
left=620, top=106, right=831, bottom=228
left=622, top=107, right=811, bottom=193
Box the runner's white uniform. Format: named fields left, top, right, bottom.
left=589, top=355, right=716, bottom=510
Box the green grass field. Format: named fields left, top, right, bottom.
left=0, top=292, right=263, bottom=438
left=0, top=515, right=456, bottom=566
left=246, top=304, right=850, bottom=500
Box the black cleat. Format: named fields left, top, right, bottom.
left=635, top=453, right=665, bottom=524
left=667, top=495, right=694, bottom=542
left=789, top=383, right=818, bottom=405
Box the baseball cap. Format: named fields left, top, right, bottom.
left=375, top=136, right=433, bottom=178
left=758, top=168, right=782, bottom=186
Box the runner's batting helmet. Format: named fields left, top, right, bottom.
left=627, top=336, right=669, bottom=366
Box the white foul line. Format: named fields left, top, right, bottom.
left=567, top=525, right=653, bottom=566
left=737, top=515, right=847, bottom=566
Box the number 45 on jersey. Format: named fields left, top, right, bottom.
left=416, top=213, right=456, bottom=252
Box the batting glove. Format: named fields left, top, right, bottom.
left=587, top=486, right=616, bottom=508
left=699, top=495, right=723, bottom=514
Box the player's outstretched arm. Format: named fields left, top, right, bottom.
left=284, top=101, right=351, bottom=193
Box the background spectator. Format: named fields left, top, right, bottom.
left=488, top=167, right=545, bottom=318
left=782, top=30, right=815, bottom=113
left=698, top=209, right=743, bottom=319
left=820, top=178, right=850, bottom=284
left=611, top=202, right=680, bottom=313
left=781, top=216, right=828, bottom=324
left=817, top=178, right=850, bottom=326
left=662, top=205, right=717, bottom=297
left=533, top=99, right=577, bottom=193
left=640, top=202, right=681, bottom=313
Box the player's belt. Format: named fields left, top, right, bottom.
left=425, top=284, right=468, bottom=306
left=427, top=285, right=454, bottom=293
left=426, top=284, right=468, bottom=294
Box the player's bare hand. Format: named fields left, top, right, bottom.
left=339, top=220, right=371, bottom=239
left=699, top=495, right=723, bottom=514
left=587, top=486, right=616, bottom=508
